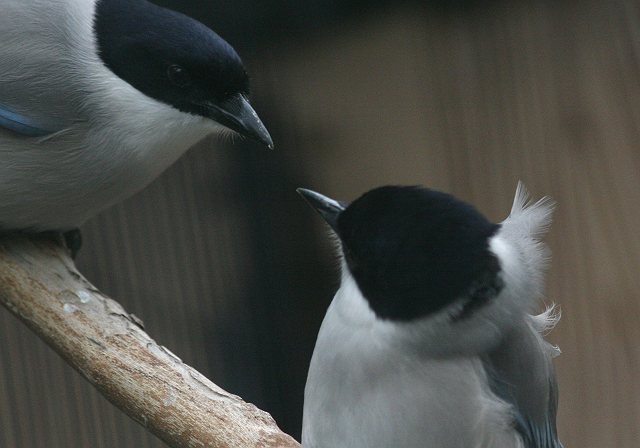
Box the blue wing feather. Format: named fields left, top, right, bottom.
left=0, top=104, right=58, bottom=137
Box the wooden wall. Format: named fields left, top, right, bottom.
left=2, top=0, right=639, bottom=446
left=264, top=1, right=640, bottom=444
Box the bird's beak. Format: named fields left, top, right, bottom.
left=297, top=188, right=346, bottom=232
left=203, top=94, right=274, bottom=149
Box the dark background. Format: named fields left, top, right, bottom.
left=2, top=0, right=640, bottom=446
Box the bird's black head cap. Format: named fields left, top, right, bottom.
left=94, top=0, right=272, bottom=147
left=335, top=186, right=502, bottom=322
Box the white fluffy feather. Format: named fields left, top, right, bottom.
left=505, top=181, right=556, bottom=240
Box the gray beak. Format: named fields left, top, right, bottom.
left=205, top=94, right=274, bottom=149
left=297, top=188, right=346, bottom=232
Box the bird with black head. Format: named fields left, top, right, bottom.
left=298, top=184, right=563, bottom=448
left=0, top=0, right=272, bottom=237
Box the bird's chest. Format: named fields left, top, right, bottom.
left=0, top=115, right=209, bottom=230
left=84, top=112, right=208, bottom=185
left=303, top=331, right=516, bottom=448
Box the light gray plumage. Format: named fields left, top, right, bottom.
left=0, top=0, right=271, bottom=231
left=300, top=183, right=563, bottom=448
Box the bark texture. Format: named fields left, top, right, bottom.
left=0, top=234, right=300, bottom=448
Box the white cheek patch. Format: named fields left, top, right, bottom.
left=489, top=235, right=516, bottom=274
left=487, top=234, right=535, bottom=318
left=339, top=269, right=378, bottom=320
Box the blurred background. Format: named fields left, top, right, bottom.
left=1, top=0, right=640, bottom=446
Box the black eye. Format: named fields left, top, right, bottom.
left=167, top=65, right=191, bottom=87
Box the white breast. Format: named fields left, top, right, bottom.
left=302, top=272, right=523, bottom=448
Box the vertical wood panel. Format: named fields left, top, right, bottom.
left=265, top=1, right=640, bottom=446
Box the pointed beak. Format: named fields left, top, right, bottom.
left=296, top=188, right=346, bottom=232
left=204, top=94, right=274, bottom=149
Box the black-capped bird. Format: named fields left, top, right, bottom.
left=0, top=0, right=272, bottom=232
left=298, top=184, right=563, bottom=448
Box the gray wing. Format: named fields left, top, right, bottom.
left=483, top=317, right=564, bottom=448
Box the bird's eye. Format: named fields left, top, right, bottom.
left=167, top=65, right=191, bottom=87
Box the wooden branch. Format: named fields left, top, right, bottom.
left=0, top=234, right=300, bottom=448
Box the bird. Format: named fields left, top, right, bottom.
left=297, top=183, right=563, bottom=448
left=0, top=0, right=273, bottom=233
